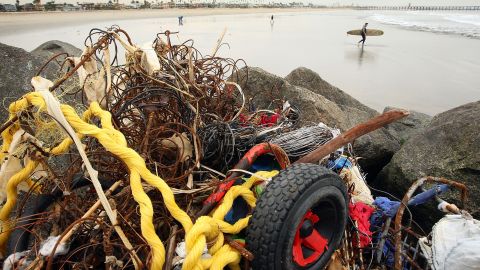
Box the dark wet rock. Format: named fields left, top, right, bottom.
left=378, top=101, right=480, bottom=221
left=232, top=67, right=400, bottom=175
left=383, top=106, right=432, bottom=145
left=31, top=40, right=82, bottom=60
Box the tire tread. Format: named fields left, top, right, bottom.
left=246, top=163, right=347, bottom=270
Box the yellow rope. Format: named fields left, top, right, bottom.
left=0, top=160, right=39, bottom=252
left=210, top=245, right=242, bottom=270
left=0, top=92, right=280, bottom=269
left=183, top=170, right=278, bottom=270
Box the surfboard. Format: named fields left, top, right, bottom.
left=347, top=29, right=384, bottom=36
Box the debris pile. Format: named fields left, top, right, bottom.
left=0, top=26, right=478, bottom=270
left=0, top=27, right=331, bottom=269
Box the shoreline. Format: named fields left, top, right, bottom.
left=0, top=8, right=331, bottom=36
left=1, top=8, right=479, bottom=115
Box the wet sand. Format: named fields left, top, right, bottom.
left=1, top=9, right=479, bottom=114
left=0, top=8, right=321, bottom=36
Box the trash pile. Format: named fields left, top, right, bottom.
left=0, top=26, right=479, bottom=270
left=0, top=27, right=337, bottom=270
left=328, top=170, right=480, bottom=270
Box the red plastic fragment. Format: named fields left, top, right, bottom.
left=292, top=211, right=329, bottom=267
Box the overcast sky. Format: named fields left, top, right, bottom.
left=2, top=0, right=479, bottom=8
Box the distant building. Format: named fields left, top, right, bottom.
left=0, top=3, right=18, bottom=11
left=151, top=2, right=175, bottom=9
left=22, top=3, right=44, bottom=11
left=44, top=2, right=80, bottom=11
left=61, top=4, right=81, bottom=11
left=78, top=2, right=95, bottom=10
left=127, top=1, right=141, bottom=9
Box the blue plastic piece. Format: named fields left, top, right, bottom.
left=408, top=184, right=449, bottom=206
left=250, top=154, right=281, bottom=172
left=370, top=197, right=401, bottom=229
left=370, top=185, right=451, bottom=230
left=327, top=156, right=352, bottom=170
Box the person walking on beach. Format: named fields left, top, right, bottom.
left=178, top=16, right=184, bottom=26
left=358, top=22, right=368, bottom=46
left=271, top=15, right=274, bottom=23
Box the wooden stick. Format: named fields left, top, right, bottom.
left=60, top=181, right=122, bottom=243
left=59, top=181, right=142, bottom=269
left=211, top=27, right=227, bottom=58
left=295, top=109, right=409, bottom=164
left=163, top=225, right=178, bottom=270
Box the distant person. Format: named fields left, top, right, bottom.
left=178, top=16, right=184, bottom=26
left=271, top=15, right=274, bottom=23
left=358, top=22, right=368, bottom=46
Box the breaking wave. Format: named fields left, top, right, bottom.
left=444, top=14, right=480, bottom=26
left=368, top=12, right=480, bottom=39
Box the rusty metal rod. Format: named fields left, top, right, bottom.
left=225, top=235, right=254, bottom=261
left=49, top=35, right=109, bottom=92
left=0, top=115, right=19, bottom=134
left=295, top=109, right=410, bottom=164
left=393, top=176, right=467, bottom=270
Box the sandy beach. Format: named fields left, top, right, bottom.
left=0, top=8, right=323, bottom=36
left=1, top=8, right=479, bottom=114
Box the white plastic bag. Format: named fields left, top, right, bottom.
left=431, top=214, right=480, bottom=270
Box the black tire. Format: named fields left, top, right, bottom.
left=246, top=163, right=348, bottom=270
left=6, top=176, right=116, bottom=255
left=6, top=193, right=57, bottom=254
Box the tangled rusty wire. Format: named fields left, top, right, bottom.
left=0, top=26, right=310, bottom=269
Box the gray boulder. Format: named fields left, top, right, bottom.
left=235, top=67, right=348, bottom=127
left=378, top=101, right=480, bottom=217
left=233, top=67, right=400, bottom=175
left=31, top=40, right=82, bottom=59
left=285, top=67, right=377, bottom=115
left=0, top=43, right=48, bottom=122
left=0, top=41, right=81, bottom=123
left=383, top=106, right=432, bottom=145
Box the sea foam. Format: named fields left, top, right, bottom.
left=369, top=12, right=480, bottom=39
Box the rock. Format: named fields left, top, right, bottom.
left=232, top=67, right=400, bottom=175
left=284, top=67, right=402, bottom=174
left=31, top=40, right=82, bottom=60
left=235, top=67, right=349, bottom=127
left=383, top=106, right=432, bottom=145
left=0, top=41, right=82, bottom=132
left=285, top=67, right=377, bottom=115
left=0, top=41, right=82, bottom=124
left=0, top=43, right=49, bottom=122
left=378, top=101, right=480, bottom=221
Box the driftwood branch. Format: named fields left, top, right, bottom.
left=295, top=109, right=410, bottom=164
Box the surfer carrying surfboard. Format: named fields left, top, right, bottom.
left=358, top=23, right=368, bottom=46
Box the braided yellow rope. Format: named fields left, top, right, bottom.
left=0, top=92, right=279, bottom=269
left=0, top=160, right=39, bottom=252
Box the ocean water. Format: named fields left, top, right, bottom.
left=1, top=10, right=480, bottom=115
left=368, top=11, right=480, bottom=39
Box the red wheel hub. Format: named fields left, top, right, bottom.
left=292, top=211, right=329, bottom=267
